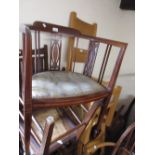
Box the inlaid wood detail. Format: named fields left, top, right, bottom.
left=83, top=41, right=99, bottom=77
left=50, top=39, right=61, bottom=71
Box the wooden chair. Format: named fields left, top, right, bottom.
left=64, top=11, right=98, bottom=129
left=67, top=11, right=97, bottom=71
left=66, top=13, right=122, bottom=154
left=19, top=21, right=127, bottom=155
left=76, top=85, right=122, bottom=155
left=19, top=45, right=48, bottom=96
left=86, top=122, right=135, bottom=155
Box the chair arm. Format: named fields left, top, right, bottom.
left=40, top=116, right=54, bottom=155
left=86, top=142, right=116, bottom=154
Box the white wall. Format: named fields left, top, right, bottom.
left=19, top=0, right=135, bottom=103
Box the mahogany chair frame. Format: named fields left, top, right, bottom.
left=19, top=21, right=127, bottom=155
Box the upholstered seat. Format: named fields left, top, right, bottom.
left=32, top=71, right=106, bottom=99
left=31, top=71, right=107, bottom=143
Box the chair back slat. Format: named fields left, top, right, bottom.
left=98, top=44, right=112, bottom=84
left=83, top=40, right=99, bottom=77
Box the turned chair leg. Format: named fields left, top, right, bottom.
left=40, top=116, right=54, bottom=155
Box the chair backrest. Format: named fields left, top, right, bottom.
left=67, top=11, right=97, bottom=71
left=69, top=12, right=97, bottom=36
left=19, top=45, right=48, bottom=74
left=19, top=45, right=48, bottom=97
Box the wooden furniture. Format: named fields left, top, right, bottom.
left=67, top=11, right=97, bottom=71
left=19, top=21, right=127, bottom=155
left=66, top=14, right=122, bottom=155
left=86, top=122, right=135, bottom=155
left=76, top=85, right=122, bottom=155
left=19, top=45, right=48, bottom=96
left=106, top=97, right=135, bottom=144
left=105, top=85, right=122, bottom=127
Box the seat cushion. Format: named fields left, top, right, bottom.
left=32, top=71, right=105, bottom=99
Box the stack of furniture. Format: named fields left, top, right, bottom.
left=19, top=20, right=127, bottom=155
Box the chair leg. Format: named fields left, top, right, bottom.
left=40, top=116, right=54, bottom=155
left=24, top=111, right=32, bottom=155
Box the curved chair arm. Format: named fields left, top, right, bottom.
left=86, top=123, right=135, bottom=155
left=86, top=142, right=116, bottom=154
